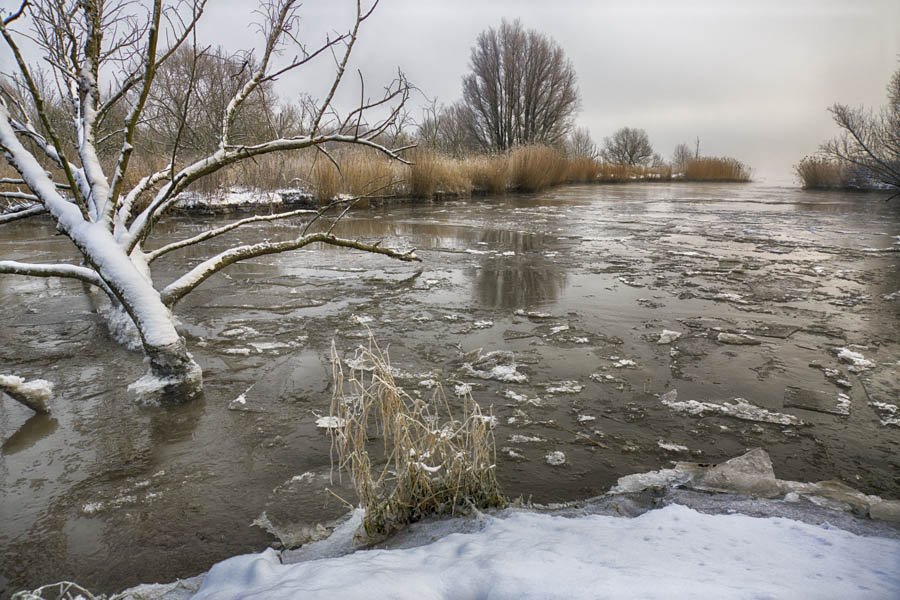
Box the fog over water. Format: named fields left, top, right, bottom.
left=2, top=1, right=898, bottom=181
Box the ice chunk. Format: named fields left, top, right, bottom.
left=611, top=467, right=693, bottom=494
left=545, top=451, right=566, bottom=466
left=462, top=350, right=528, bottom=383
left=657, top=330, right=682, bottom=344
left=315, top=416, right=346, bottom=430
left=545, top=381, right=583, bottom=394
left=453, top=383, right=472, bottom=396
left=657, top=440, right=688, bottom=453
left=690, top=448, right=782, bottom=498
left=833, top=348, right=875, bottom=373
left=660, top=390, right=801, bottom=425
left=0, top=374, right=53, bottom=413
left=716, top=332, right=760, bottom=345
left=508, top=434, right=545, bottom=443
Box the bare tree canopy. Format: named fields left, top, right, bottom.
left=822, top=61, right=900, bottom=192
left=564, top=126, right=598, bottom=159
left=416, top=100, right=478, bottom=157
left=460, top=19, right=580, bottom=152
left=600, top=127, right=655, bottom=166
left=671, top=142, right=694, bottom=172
left=0, top=0, right=416, bottom=402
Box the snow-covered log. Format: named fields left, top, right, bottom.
left=0, top=0, right=414, bottom=402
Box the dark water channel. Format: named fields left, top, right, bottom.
left=1, top=183, right=899, bottom=594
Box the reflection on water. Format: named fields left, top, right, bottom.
left=470, top=230, right=567, bottom=309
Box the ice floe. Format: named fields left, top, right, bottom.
left=659, top=389, right=801, bottom=426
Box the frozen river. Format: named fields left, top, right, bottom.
left=1, top=182, right=898, bottom=594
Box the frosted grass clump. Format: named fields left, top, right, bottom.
left=329, top=337, right=506, bottom=538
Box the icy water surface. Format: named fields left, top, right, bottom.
left=1, top=183, right=899, bottom=594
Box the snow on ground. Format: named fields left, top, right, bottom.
left=190, top=503, right=900, bottom=600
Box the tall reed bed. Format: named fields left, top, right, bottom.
left=795, top=156, right=852, bottom=189
left=117, top=145, right=751, bottom=207
left=682, top=157, right=751, bottom=182
left=329, top=338, right=505, bottom=539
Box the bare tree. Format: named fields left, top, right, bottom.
left=416, top=100, right=478, bottom=157
left=600, top=127, right=654, bottom=166
left=0, top=0, right=416, bottom=402
left=822, top=61, right=900, bottom=193
left=671, top=142, right=693, bottom=172
left=460, top=19, right=580, bottom=152
left=564, top=126, right=598, bottom=159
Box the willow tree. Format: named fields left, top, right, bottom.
left=0, top=0, right=417, bottom=402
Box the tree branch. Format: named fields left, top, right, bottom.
left=0, top=202, right=45, bottom=224
left=160, top=232, right=419, bottom=306
left=104, top=0, right=163, bottom=226
left=0, top=259, right=110, bottom=294
left=144, top=206, right=315, bottom=263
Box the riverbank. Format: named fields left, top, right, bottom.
left=23, top=449, right=900, bottom=599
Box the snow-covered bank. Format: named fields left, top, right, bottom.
left=22, top=449, right=900, bottom=599
left=184, top=503, right=900, bottom=599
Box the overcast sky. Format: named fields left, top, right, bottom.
left=5, top=0, right=900, bottom=183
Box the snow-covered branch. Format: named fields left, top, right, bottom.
left=145, top=207, right=315, bottom=262
left=160, top=232, right=419, bottom=306
left=104, top=0, right=164, bottom=226
left=0, top=259, right=110, bottom=292
left=0, top=203, right=45, bottom=224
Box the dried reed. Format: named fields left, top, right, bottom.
left=329, top=338, right=506, bottom=539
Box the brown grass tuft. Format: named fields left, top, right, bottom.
left=329, top=338, right=506, bottom=539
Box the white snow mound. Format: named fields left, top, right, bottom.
left=192, top=504, right=900, bottom=599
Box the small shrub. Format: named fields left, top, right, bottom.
left=329, top=338, right=506, bottom=539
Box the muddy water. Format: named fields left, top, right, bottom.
left=1, top=183, right=898, bottom=594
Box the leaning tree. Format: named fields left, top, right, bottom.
left=823, top=60, right=900, bottom=194
left=0, top=0, right=418, bottom=402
